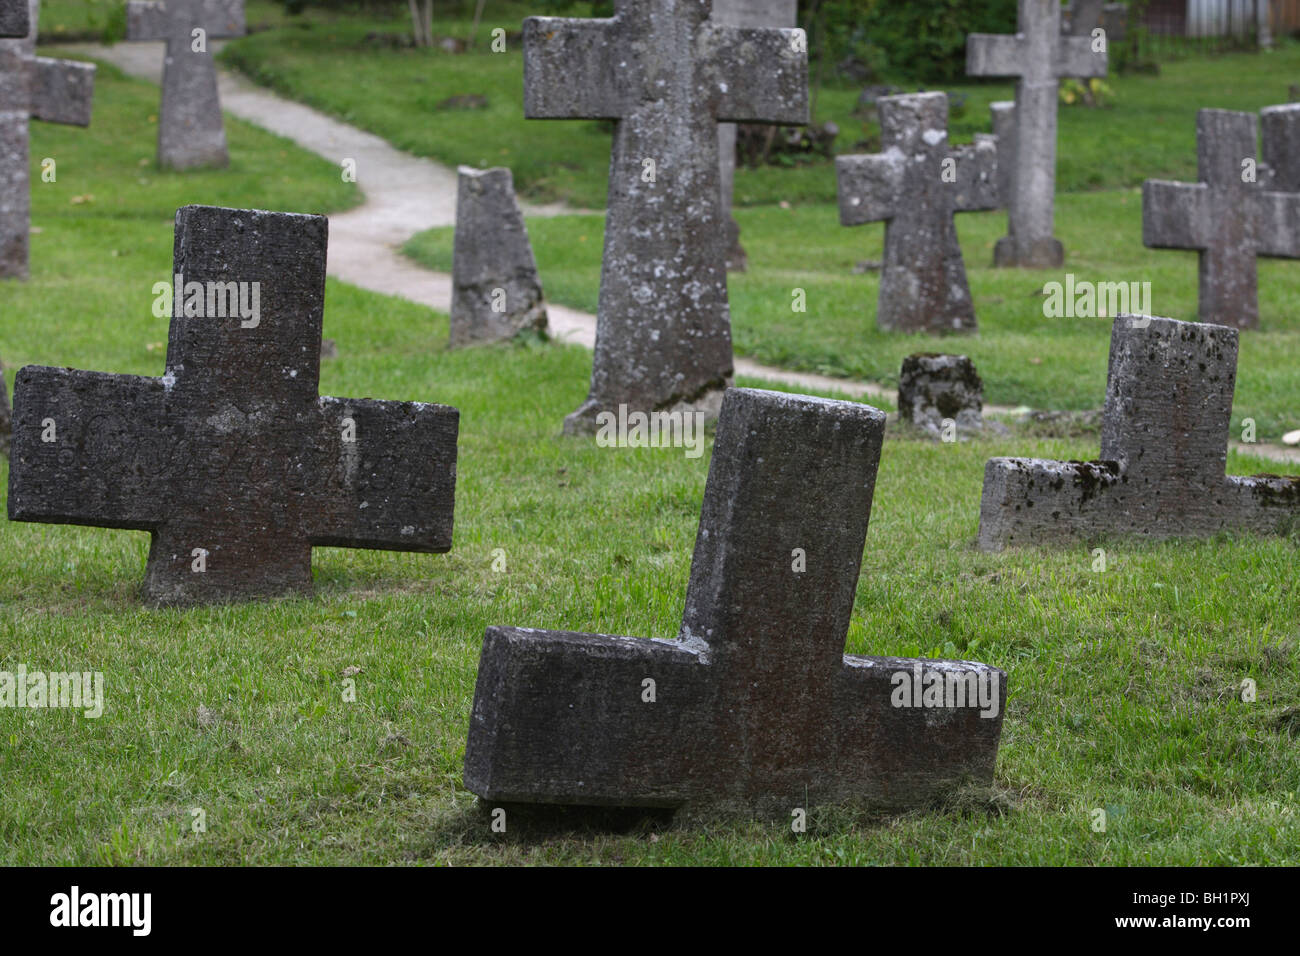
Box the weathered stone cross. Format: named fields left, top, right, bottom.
left=967, top=0, right=1107, bottom=268
left=465, top=387, right=1006, bottom=812
left=7, top=205, right=460, bottom=606
left=126, top=0, right=245, bottom=170
left=977, top=315, right=1300, bottom=552
left=523, top=0, right=807, bottom=434
left=0, top=0, right=95, bottom=278
left=1143, top=109, right=1300, bottom=330
left=836, top=92, right=998, bottom=334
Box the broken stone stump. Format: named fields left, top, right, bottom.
left=967, top=0, right=1107, bottom=268
left=1143, top=109, right=1300, bottom=330
left=835, top=92, right=998, bottom=334
left=449, top=166, right=547, bottom=348
left=7, top=205, right=460, bottom=606
left=465, top=387, right=1006, bottom=814
left=522, top=2, right=807, bottom=434
left=126, top=0, right=245, bottom=170
left=0, top=0, right=96, bottom=279
left=977, top=314, right=1300, bottom=551
left=898, top=354, right=984, bottom=439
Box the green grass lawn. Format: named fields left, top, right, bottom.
left=2, top=42, right=1300, bottom=866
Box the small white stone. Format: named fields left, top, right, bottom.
left=1283, top=430, right=1300, bottom=446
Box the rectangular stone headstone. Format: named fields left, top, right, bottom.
left=713, top=0, right=798, bottom=272
left=1144, top=109, right=1300, bottom=330
left=449, top=166, right=547, bottom=347
left=0, top=0, right=96, bottom=278
left=126, top=0, right=245, bottom=170
left=523, top=0, right=807, bottom=434
left=7, top=205, right=460, bottom=606
left=977, top=315, right=1300, bottom=551
left=967, top=0, right=1107, bottom=268
left=836, top=92, right=998, bottom=333
left=465, top=387, right=1006, bottom=813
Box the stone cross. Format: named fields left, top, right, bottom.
left=465, top=387, right=1006, bottom=813
left=967, top=0, right=1107, bottom=268
left=7, top=205, right=460, bottom=606
left=523, top=0, right=807, bottom=434
left=449, top=166, right=548, bottom=348
left=1261, top=102, right=1300, bottom=193
left=126, top=0, right=245, bottom=170
left=713, top=0, right=798, bottom=272
left=978, top=315, right=1300, bottom=552
left=0, top=0, right=96, bottom=278
left=1143, top=109, right=1300, bottom=330
left=835, top=92, right=998, bottom=334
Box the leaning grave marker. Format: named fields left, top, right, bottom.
left=465, top=387, right=1006, bottom=813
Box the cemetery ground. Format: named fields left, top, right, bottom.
left=1, top=44, right=1299, bottom=865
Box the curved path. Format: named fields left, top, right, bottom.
left=59, top=41, right=1300, bottom=465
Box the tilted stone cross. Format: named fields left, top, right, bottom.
left=836, top=92, right=998, bottom=334
left=1143, top=109, right=1300, bottom=330
left=465, top=387, right=1006, bottom=812
left=713, top=0, right=798, bottom=272
left=523, top=0, right=807, bottom=434
left=1261, top=102, right=1300, bottom=193
left=7, top=205, right=460, bottom=606
left=126, top=0, right=245, bottom=169
left=967, top=0, right=1106, bottom=268
left=977, top=315, right=1300, bottom=552
left=0, top=0, right=95, bottom=278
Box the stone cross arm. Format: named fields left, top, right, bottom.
left=522, top=15, right=806, bottom=124
left=835, top=152, right=904, bottom=226
left=8, top=367, right=459, bottom=553
left=967, top=33, right=1105, bottom=79
left=127, top=0, right=246, bottom=42
left=1142, top=180, right=1212, bottom=250
left=32, top=56, right=95, bottom=126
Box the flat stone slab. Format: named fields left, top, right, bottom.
left=465, top=387, right=1005, bottom=813
left=449, top=166, right=547, bottom=347
left=522, top=1, right=807, bottom=433
left=7, top=205, right=460, bottom=606
left=898, top=353, right=984, bottom=437
left=978, top=314, right=1300, bottom=551
left=1144, top=109, right=1300, bottom=330
left=836, top=92, right=998, bottom=333
left=967, top=0, right=1107, bottom=268
left=127, top=0, right=245, bottom=170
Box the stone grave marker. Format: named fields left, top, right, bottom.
left=0, top=0, right=95, bottom=278
left=836, top=92, right=998, bottom=334
left=967, top=0, right=1107, bottom=268
left=7, top=205, right=460, bottom=606
left=898, top=354, right=984, bottom=439
left=449, top=166, right=548, bottom=348
left=523, top=0, right=807, bottom=434
left=1143, top=109, right=1300, bottom=330
left=713, top=0, right=798, bottom=272
left=977, top=315, right=1300, bottom=551
left=1261, top=102, right=1300, bottom=193
left=985, top=100, right=1016, bottom=209
left=126, top=0, right=245, bottom=170
left=464, top=387, right=1006, bottom=813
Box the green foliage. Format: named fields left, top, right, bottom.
left=847, top=0, right=1019, bottom=83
